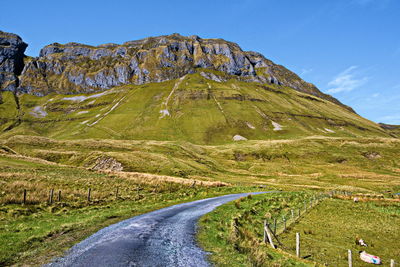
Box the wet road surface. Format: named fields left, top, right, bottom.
left=48, top=192, right=268, bottom=267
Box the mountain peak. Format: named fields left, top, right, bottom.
left=1, top=30, right=350, bottom=111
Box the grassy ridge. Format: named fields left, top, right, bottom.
left=0, top=73, right=392, bottom=143
left=2, top=136, right=399, bottom=192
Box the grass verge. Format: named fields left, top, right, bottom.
left=198, top=192, right=318, bottom=266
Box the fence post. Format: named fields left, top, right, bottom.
left=23, top=189, right=27, bottom=205
left=116, top=187, right=119, bottom=199
left=87, top=188, right=91, bottom=202
left=264, top=222, right=276, bottom=249
left=291, top=209, right=294, bottom=220
left=391, top=259, right=395, bottom=267
left=296, top=232, right=300, bottom=258
left=58, top=190, right=61, bottom=202
left=348, top=249, right=352, bottom=267
left=49, top=189, right=54, bottom=204
left=298, top=208, right=301, bottom=218
left=263, top=220, right=267, bottom=243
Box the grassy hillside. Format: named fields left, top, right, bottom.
left=0, top=72, right=390, bottom=144
left=1, top=135, right=399, bottom=193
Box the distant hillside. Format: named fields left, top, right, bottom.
left=379, top=123, right=400, bottom=137
left=0, top=72, right=390, bottom=143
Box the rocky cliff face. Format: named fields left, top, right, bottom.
left=0, top=31, right=351, bottom=111
left=0, top=31, right=27, bottom=101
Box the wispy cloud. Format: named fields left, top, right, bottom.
left=326, top=66, right=369, bottom=94
left=300, top=68, right=313, bottom=76
left=372, top=93, right=380, bottom=98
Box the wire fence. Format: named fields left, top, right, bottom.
left=262, top=191, right=398, bottom=267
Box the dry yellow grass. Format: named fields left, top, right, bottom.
left=111, top=171, right=229, bottom=187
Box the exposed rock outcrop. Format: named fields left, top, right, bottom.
left=0, top=31, right=27, bottom=98
left=91, top=156, right=123, bottom=172
left=0, top=31, right=352, bottom=111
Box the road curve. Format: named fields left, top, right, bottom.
left=47, top=192, right=268, bottom=267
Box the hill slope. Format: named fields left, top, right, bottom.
left=0, top=72, right=390, bottom=143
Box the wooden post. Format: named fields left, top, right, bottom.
left=298, top=208, right=301, bottom=218
left=58, top=190, right=61, bottom=202
left=264, top=222, right=276, bottom=249
left=87, top=188, right=91, bottom=202
left=273, top=218, right=277, bottom=235
left=115, top=187, right=119, bottom=199
left=23, top=189, right=26, bottom=204
left=49, top=189, right=54, bottom=204
left=296, top=232, right=300, bottom=258
left=283, top=217, right=286, bottom=232
left=391, top=259, right=395, bottom=267
left=263, top=220, right=267, bottom=243
left=291, top=209, right=294, bottom=220
left=348, top=249, right=352, bottom=267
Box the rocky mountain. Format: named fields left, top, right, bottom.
left=0, top=31, right=27, bottom=101
left=1, top=31, right=351, bottom=111
left=0, top=30, right=393, bottom=143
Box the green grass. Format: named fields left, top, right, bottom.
left=2, top=135, right=399, bottom=192
left=198, top=192, right=318, bottom=266
left=279, top=198, right=400, bottom=266
left=198, top=193, right=400, bottom=266
left=0, top=73, right=391, bottom=144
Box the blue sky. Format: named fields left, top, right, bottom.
left=1, top=0, right=399, bottom=124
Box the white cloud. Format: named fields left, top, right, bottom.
left=372, top=93, right=380, bottom=98
left=326, top=66, right=368, bottom=94
left=300, top=68, right=313, bottom=76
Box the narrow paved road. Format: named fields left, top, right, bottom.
left=47, top=192, right=267, bottom=267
